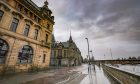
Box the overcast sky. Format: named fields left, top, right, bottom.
left=33, top=0, right=140, bottom=60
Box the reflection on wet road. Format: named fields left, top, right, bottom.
left=23, top=64, right=119, bottom=84
left=68, top=64, right=119, bottom=84
left=80, top=64, right=111, bottom=84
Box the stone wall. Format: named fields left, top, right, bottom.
left=0, top=0, right=54, bottom=74
left=102, top=64, right=140, bottom=84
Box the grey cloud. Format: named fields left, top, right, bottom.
left=65, top=0, right=140, bottom=43
left=34, top=0, right=140, bottom=59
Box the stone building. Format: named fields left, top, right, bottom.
left=50, top=35, right=82, bottom=67
left=0, top=0, right=54, bottom=74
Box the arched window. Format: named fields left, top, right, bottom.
left=0, top=10, right=4, bottom=21
left=17, top=45, right=33, bottom=63
left=0, top=38, right=9, bottom=63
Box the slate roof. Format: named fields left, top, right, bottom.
left=62, top=42, right=69, bottom=48
left=52, top=35, right=80, bottom=53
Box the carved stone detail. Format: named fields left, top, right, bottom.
left=0, top=2, right=10, bottom=11
left=24, top=19, right=33, bottom=25
left=12, top=11, right=24, bottom=19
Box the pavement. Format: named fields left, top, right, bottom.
left=0, top=64, right=119, bottom=84
left=0, top=67, right=77, bottom=84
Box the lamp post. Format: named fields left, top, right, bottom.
left=110, top=48, right=113, bottom=60
left=90, top=50, right=95, bottom=70
left=90, top=50, right=94, bottom=61
left=85, top=38, right=90, bottom=65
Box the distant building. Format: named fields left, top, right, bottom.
left=0, top=0, right=54, bottom=74
left=50, top=35, right=82, bottom=67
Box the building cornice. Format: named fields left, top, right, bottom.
left=15, top=0, right=55, bottom=24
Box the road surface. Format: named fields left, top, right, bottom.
left=66, top=64, right=119, bottom=84
left=6, top=64, right=119, bottom=84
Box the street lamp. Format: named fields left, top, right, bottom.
left=90, top=50, right=94, bottom=61
left=85, top=38, right=90, bottom=65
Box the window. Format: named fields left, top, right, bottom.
left=47, top=11, right=51, bottom=16
left=0, top=38, right=9, bottom=64
left=58, top=49, right=62, bottom=59
left=45, top=34, right=48, bottom=43
left=17, top=45, right=33, bottom=63
left=64, top=50, right=67, bottom=57
left=38, top=18, right=41, bottom=23
left=18, top=4, right=22, bottom=12
left=54, top=50, right=56, bottom=57
left=29, top=12, right=33, bottom=18
left=34, top=29, right=39, bottom=40
left=23, top=24, right=30, bottom=36
left=3, top=0, right=7, bottom=2
left=10, top=18, right=19, bottom=32
left=46, top=24, right=50, bottom=29
left=0, top=10, right=4, bottom=21
left=34, top=15, right=37, bottom=21
left=43, top=54, right=46, bottom=63
left=24, top=8, right=28, bottom=15
left=0, top=39, right=9, bottom=63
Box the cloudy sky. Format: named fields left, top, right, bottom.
left=33, top=0, right=140, bottom=60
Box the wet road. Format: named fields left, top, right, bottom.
left=67, top=64, right=119, bottom=84
left=21, top=64, right=119, bottom=84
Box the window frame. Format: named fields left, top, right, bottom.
left=45, top=34, right=48, bottom=43
left=17, top=45, right=33, bottom=64
left=34, top=29, right=39, bottom=40
left=10, top=18, right=19, bottom=32
left=17, top=4, right=22, bottom=12
left=24, top=8, right=28, bottom=15
left=46, top=24, right=50, bottom=29
left=0, top=38, right=9, bottom=64
left=64, top=50, right=67, bottom=58
left=0, top=10, right=4, bottom=21
left=23, top=24, right=30, bottom=36
left=43, top=54, right=46, bottom=63
left=58, top=49, right=62, bottom=58
left=54, top=50, right=56, bottom=58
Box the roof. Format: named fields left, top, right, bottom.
left=28, top=0, right=41, bottom=11
left=52, top=34, right=56, bottom=42
left=62, top=42, right=69, bottom=48
left=52, top=35, right=81, bottom=53
left=16, top=0, right=54, bottom=23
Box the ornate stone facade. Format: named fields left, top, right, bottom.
left=0, top=0, right=54, bottom=74
left=50, top=35, right=82, bottom=67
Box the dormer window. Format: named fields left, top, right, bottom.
left=47, top=11, right=50, bottom=15
left=34, top=15, right=37, bottom=21
left=29, top=12, right=33, bottom=18
left=46, top=24, right=50, bottom=29
left=18, top=4, right=22, bottom=12
left=38, top=18, right=41, bottom=24
left=24, top=8, right=28, bottom=15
